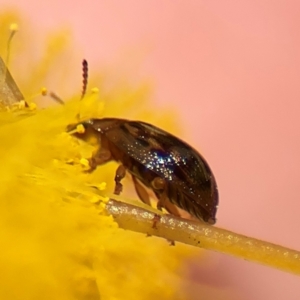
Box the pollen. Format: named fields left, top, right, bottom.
left=98, top=182, right=107, bottom=190
left=18, top=100, right=26, bottom=109
left=87, top=182, right=107, bottom=191
left=79, top=157, right=90, bottom=167
left=100, top=195, right=110, bottom=203
left=9, top=23, right=19, bottom=32
left=76, top=123, right=85, bottom=134
left=40, top=87, right=47, bottom=96
left=28, top=102, right=37, bottom=110
left=89, top=195, right=101, bottom=204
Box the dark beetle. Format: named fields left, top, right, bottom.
left=67, top=118, right=218, bottom=224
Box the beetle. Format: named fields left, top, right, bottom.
left=67, top=118, right=218, bottom=224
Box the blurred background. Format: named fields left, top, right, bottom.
left=1, top=1, right=300, bottom=299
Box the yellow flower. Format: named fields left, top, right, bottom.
left=0, top=12, right=199, bottom=300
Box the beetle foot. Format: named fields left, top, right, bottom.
left=168, top=239, right=175, bottom=246
left=113, top=182, right=123, bottom=195
left=152, top=213, right=161, bottom=229
left=152, top=214, right=175, bottom=245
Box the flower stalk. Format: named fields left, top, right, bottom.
left=106, top=198, right=300, bottom=276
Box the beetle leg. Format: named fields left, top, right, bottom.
left=151, top=177, right=167, bottom=211
left=132, top=175, right=151, bottom=206
left=151, top=177, right=165, bottom=190
left=150, top=178, right=176, bottom=246
left=85, top=149, right=112, bottom=173
left=114, top=165, right=126, bottom=195
left=132, top=175, right=159, bottom=238
left=151, top=177, right=181, bottom=217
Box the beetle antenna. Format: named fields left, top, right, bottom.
left=81, top=59, right=88, bottom=100
left=76, top=59, right=88, bottom=120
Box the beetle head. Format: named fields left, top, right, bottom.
left=66, top=119, right=103, bottom=146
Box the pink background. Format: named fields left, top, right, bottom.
left=2, top=1, right=300, bottom=299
